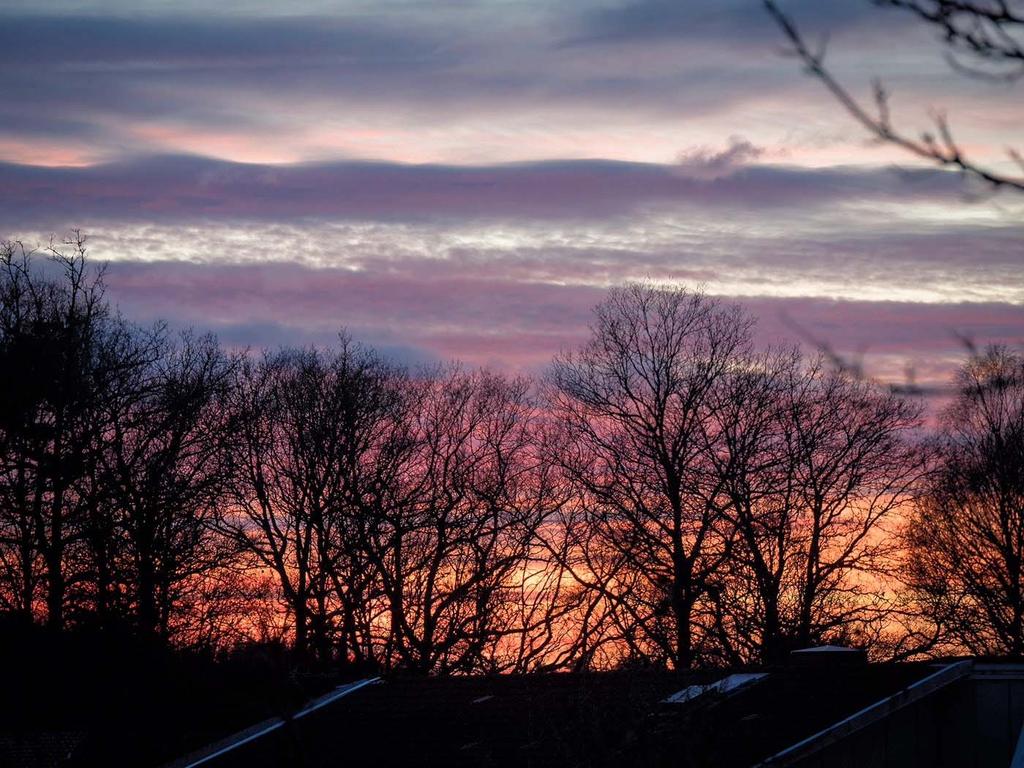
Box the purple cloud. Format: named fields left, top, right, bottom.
left=0, top=154, right=970, bottom=228
left=676, top=136, right=766, bottom=180
left=100, top=259, right=1024, bottom=381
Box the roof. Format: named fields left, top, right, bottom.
left=165, top=662, right=942, bottom=768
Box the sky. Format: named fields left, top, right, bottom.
left=0, top=0, right=1021, bottom=385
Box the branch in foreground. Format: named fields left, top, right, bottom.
left=875, top=0, right=1024, bottom=79
left=764, top=0, right=1024, bottom=192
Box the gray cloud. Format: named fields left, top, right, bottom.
left=676, top=136, right=766, bottom=179
left=0, top=153, right=970, bottom=227
left=565, top=0, right=918, bottom=46
left=0, top=3, right=963, bottom=162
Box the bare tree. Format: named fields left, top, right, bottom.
left=224, top=339, right=403, bottom=667
left=360, top=367, right=554, bottom=673
left=0, top=235, right=143, bottom=629
left=91, top=330, right=239, bottom=641
left=709, top=351, right=924, bottom=663
left=0, top=237, right=979, bottom=670
left=905, top=345, right=1024, bottom=654
left=549, top=284, right=753, bottom=669
left=765, top=0, right=1024, bottom=192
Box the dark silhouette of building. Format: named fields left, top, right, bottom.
left=158, top=648, right=1024, bottom=768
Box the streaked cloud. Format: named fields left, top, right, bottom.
left=0, top=0, right=1019, bottom=382
left=97, top=257, right=1023, bottom=380
left=0, top=153, right=975, bottom=225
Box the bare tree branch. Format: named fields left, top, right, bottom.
left=876, top=0, right=1024, bottom=79
left=764, top=0, right=1024, bottom=192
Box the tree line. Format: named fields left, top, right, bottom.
left=1, top=235, right=1021, bottom=672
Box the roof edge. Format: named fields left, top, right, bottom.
left=754, top=660, right=973, bottom=767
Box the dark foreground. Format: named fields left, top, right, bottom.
left=1, top=626, right=1020, bottom=768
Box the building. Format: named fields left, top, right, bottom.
left=163, top=649, right=1024, bottom=768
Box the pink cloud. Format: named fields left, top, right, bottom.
left=104, top=259, right=1024, bottom=385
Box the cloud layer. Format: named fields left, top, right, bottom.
left=0, top=0, right=1019, bottom=388
left=99, top=258, right=1023, bottom=381
left=0, top=153, right=972, bottom=225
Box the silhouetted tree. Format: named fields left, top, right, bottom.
left=226, top=350, right=558, bottom=673
left=0, top=235, right=141, bottom=629
left=905, top=346, right=1024, bottom=654
left=224, top=339, right=403, bottom=666
left=360, top=367, right=555, bottom=673
left=549, top=284, right=752, bottom=669
left=91, top=331, right=239, bottom=641
left=0, top=237, right=971, bottom=669
left=709, top=351, right=924, bottom=664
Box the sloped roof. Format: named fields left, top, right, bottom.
left=167, top=663, right=940, bottom=768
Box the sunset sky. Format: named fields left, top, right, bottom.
left=1, top=0, right=1021, bottom=383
